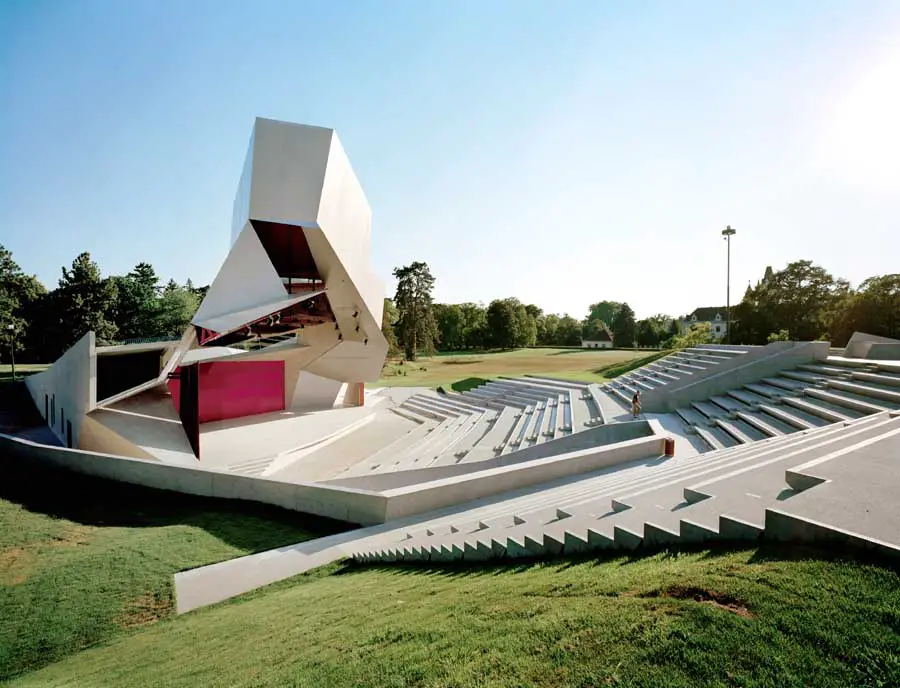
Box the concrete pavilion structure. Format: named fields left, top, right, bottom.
left=3, top=118, right=899, bottom=615
left=23, top=118, right=388, bottom=464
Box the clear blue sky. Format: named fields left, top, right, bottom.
left=2, top=0, right=898, bottom=320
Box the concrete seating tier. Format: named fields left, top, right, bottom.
left=351, top=411, right=900, bottom=564
left=667, top=356, right=900, bottom=452
left=333, top=377, right=603, bottom=478
left=604, top=346, right=751, bottom=406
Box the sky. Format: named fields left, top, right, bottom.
left=2, top=0, right=899, bottom=321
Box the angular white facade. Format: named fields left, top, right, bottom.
left=26, top=118, right=388, bottom=460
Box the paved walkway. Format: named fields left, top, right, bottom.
left=597, top=385, right=705, bottom=458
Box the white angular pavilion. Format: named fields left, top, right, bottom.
left=26, top=118, right=388, bottom=462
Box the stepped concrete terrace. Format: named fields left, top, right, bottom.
left=169, top=339, right=900, bottom=612
left=658, top=356, right=900, bottom=452
left=351, top=410, right=900, bottom=565
left=258, top=376, right=655, bottom=483
left=603, top=344, right=753, bottom=407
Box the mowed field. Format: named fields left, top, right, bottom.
left=379, top=348, right=663, bottom=389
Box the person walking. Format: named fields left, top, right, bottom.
left=632, top=390, right=642, bottom=419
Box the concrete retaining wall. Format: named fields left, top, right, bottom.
left=24, top=332, right=96, bottom=448
left=382, top=432, right=665, bottom=521
left=864, top=343, right=900, bottom=360
left=2, top=421, right=664, bottom=527
left=326, top=420, right=655, bottom=491
left=643, top=341, right=830, bottom=413
left=843, top=332, right=900, bottom=359
left=0, top=433, right=388, bottom=525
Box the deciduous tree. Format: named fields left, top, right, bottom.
left=611, top=303, right=636, bottom=347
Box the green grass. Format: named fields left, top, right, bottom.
left=0, top=364, right=46, bottom=384
left=379, top=348, right=661, bottom=388
left=0, top=460, right=349, bottom=681
left=7, top=545, right=899, bottom=687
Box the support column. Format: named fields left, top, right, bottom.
left=178, top=363, right=201, bottom=459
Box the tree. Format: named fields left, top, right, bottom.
left=381, top=298, right=400, bottom=357
left=54, top=252, right=118, bottom=349
left=611, top=303, right=636, bottom=348
left=459, top=302, right=487, bottom=349
left=583, top=300, right=623, bottom=340
left=635, top=319, right=658, bottom=348
left=663, top=322, right=714, bottom=350
left=767, top=329, right=790, bottom=342
left=635, top=314, right=673, bottom=348
left=485, top=299, right=519, bottom=349
left=110, top=262, right=160, bottom=341
left=514, top=301, right=537, bottom=348
left=156, top=280, right=200, bottom=337
left=0, top=244, right=46, bottom=358
left=392, top=261, right=438, bottom=360
left=435, top=303, right=466, bottom=351
left=732, top=260, right=848, bottom=344
left=829, top=274, right=900, bottom=346
left=539, top=313, right=559, bottom=345
left=555, top=315, right=583, bottom=346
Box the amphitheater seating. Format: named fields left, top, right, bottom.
left=352, top=411, right=900, bottom=563
left=329, top=377, right=605, bottom=478
left=654, top=357, right=900, bottom=451
left=604, top=345, right=751, bottom=406
left=174, top=341, right=900, bottom=612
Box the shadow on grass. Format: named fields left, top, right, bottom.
left=1, top=458, right=351, bottom=552
left=451, top=377, right=490, bottom=393
left=547, top=349, right=598, bottom=356
left=337, top=538, right=900, bottom=581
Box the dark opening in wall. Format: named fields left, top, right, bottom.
left=96, top=350, right=163, bottom=402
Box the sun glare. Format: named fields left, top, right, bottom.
left=818, top=34, right=900, bottom=191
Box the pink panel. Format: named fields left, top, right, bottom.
left=168, top=375, right=181, bottom=412
left=197, top=360, right=285, bottom=423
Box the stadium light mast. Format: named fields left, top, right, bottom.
left=722, top=225, right=737, bottom=344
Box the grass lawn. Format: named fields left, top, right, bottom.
left=0, top=460, right=350, bottom=681
left=0, top=364, right=46, bottom=385
left=8, top=544, right=899, bottom=687
left=378, top=348, right=666, bottom=389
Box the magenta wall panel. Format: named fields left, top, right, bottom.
left=168, top=376, right=181, bottom=412
left=168, top=361, right=285, bottom=423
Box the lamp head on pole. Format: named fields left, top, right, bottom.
left=722, top=225, right=736, bottom=239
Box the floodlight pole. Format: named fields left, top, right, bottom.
left=6, top=324, right=15, bottom=381
left=721, top=226, right=736, bottom=344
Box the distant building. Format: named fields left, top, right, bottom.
left=680, top=306, right=728, bottom=340
left=581, top=330, right=613, bottom=349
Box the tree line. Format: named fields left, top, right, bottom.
left=731, top=260, right=899, bottom=346
left=387, top=260, right=899, bottom=360
left=3, top=244, right=896, bottom=365
left=386, top=262, right=677, bottom=360
left=1, top=244, right=203, bottom=363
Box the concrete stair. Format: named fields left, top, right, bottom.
left=352, top=412, right=900, bottom=564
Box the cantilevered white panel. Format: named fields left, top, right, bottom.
left=306, top=339, right=387, bottom=383
left=248, top=118, right=332, bottom=226
left=305, top=225, right=386, bottom=344
left=96, top=341, right=180, bottom=356
left=180, top=347, right=246, bottom=365
left=194, top=290, right=325, bottom=335
left=231, top=127, right=254, bottom=245
left=192, top=222, right=286, bottom=325
left=316, top=131, right=372, bottom=290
